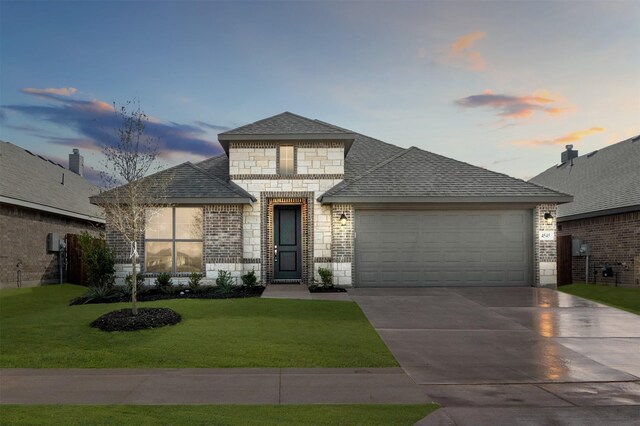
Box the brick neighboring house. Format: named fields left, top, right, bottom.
left=530, top=136, right=640, bottom=287
left=0, top=142, right=105, bottom=288
left=94, top=112, right=571, bottom=288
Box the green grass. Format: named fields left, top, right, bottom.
left=0, top=404, right=439, bottom=426
left=0, top=285, right=397, bottom=368
left=558, top=284, right=640, bottom=315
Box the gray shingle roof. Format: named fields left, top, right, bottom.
left=321, top=146, right=571, bottom=203
left=91, top=161, right=255, bottom=204
left=0, top=141, right=104, bottom=222
left=529, top=136, right=640, bottom=219
left=345, top=134, right=406, bottom=179
left=219, top=112, right=352, bottom=136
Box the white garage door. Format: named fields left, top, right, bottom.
left=355, top=210, right=532, bottom=287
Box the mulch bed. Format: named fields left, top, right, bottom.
left=70, top=286, right=265, bottom=305
left=90, top=307, right=182, bottom=332
left=308, top=285, right=348, bottom=293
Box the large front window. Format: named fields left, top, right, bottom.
left=145, top=207, right=203, bottom=273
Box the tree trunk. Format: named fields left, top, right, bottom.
left=131, top=243, right=138, bottom=316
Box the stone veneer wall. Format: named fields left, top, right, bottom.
left=557, top=211, right=639, bottom=287
left=0, top=203, right=102, bottom=288
left=534, top=203, right=558, bottom=287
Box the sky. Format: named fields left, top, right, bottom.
left=1, top=0, right=639, bottom=185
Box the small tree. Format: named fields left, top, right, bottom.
left=93, top=100, right=166, bottom=315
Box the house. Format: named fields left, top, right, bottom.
left=95, top=112, right=571, bottom=288
left=530, top=137, right=640, bottom=287
left=0, top=142, right=105, bottom=288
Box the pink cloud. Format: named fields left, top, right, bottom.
left=455, top=91, right=571, bottom=121
left=514, top=127, right=605, bottom=147
left=22, top=87, right=78, bottom=97
left=443, top=31, right=486, bottom=71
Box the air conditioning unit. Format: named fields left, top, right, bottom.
left=47, top=233, right=60, bottom=252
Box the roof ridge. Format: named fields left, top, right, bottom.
left=188, top=162, right=255, bottom=201
left=220, top=111, right=353, bottom=135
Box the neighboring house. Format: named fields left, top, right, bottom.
left=94, top=112, right=571, bottom=288
left=530, top=137, right=640, bottom=287
left=0, top=142, right=105, bottom=288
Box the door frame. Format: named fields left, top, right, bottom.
left=273, top=204, right=302, bottom=280
left=261, top=192, right=314, bottom=285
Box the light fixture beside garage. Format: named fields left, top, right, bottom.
left=340, top=212, right=348, bottom=226
left=544, top=212, right=554, bottom=225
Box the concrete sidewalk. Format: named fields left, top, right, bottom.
left=0, top=368, right=431, bottom=405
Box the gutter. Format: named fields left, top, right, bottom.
left=0, top=196, right=105, bottom=224
left=319, top=195, right=574, bottom=204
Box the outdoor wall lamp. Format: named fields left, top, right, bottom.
left=340, top=212, right=348, bottom=226
left=544, top=212, right=554, bottom=225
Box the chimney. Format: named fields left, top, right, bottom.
left=561, top=144, right=578, bottom=164
left=69, top=148, right=84, bottom=176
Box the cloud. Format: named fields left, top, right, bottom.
left=3, top=89, right=224, bottom=159
left=514, top=127, right=605, bottom=147
left=455, top=90, right=570, bottom=121
left=443, top=31, right=486, bottom=71
left=194, top=120, right=230, bottom=132
left=21, top=87, right=78, bottom=98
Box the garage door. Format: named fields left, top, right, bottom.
left=355, top=210, right=532, bottom=287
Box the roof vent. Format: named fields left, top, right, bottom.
left=69, top=148, right=84, bottom=177
left=561, top=144, right=578, bottom=164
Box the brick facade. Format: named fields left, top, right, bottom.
left=558, top=211, right=639, bottom=286
left=204, top=205, right=243, bottom=263
left=534, top=203, right=558, bottom=287
left=0, top=203, right=102, bottom=288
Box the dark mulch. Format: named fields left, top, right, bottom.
left=90, top=307, right=181, bottom=332
left=308, top=285, right=347, bottom=293
left=70, top=286, right=265, bottom=306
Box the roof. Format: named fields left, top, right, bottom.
left=0, top=141, right=104, bottom=223
left=321, top=146, right=572, bottom=204
left=91, top=161, right=255, bottom=205
left=218, top=112, right=356, bottom=154
left=529, top=135, right=640, bottom=220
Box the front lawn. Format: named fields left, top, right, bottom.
left=558, top=284, right=640, bottom=315
left=0, top=404, right=439, bottom=426
left=0, top=285, right=397, bottom=368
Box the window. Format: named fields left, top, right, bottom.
left=145, top=207, right=203, bottom=273
left=279, top=145, right=294, bottom=175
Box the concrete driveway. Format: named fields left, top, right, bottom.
left=349, top=287, right=640, bottom=421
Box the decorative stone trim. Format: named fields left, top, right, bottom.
left=230, top=174, right=344, bottom=180
left=314, top=257, right=333, bottom=263
left=207, top=257, right=243, bottom=263
left=260, top=192, right=314, bottom=285
left=231, top=141, right=344, bottom=148
left=242, top=258, right=261, bottom=264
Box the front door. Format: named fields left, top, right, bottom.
left=273, top=205, right=302, bottom=280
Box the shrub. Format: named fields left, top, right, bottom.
left=77, top=232, right=116, bottom=288
left=82, top=285, right=118, bottom=304
left=216, top=270, right=234, bottom=294
left=188, top=272, right=203, bottom=291
left=240, top=270, right=258, bottom=288
left=318, top=267, right=334, bottom=288
left=124, top=272, right=146, bottom=294
left=154, top=272, right=173, bottom=293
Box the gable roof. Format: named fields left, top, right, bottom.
left=529, top=135, right=640, bottom=220
left=218, top=112, right=356, bottom=154
left=321, top=146, right=572, bottom=204
left=91, top=161, right=255, bottom=205
left=0, top=141, right=104, bottom=222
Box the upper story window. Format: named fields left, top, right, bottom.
left=145, top=207, right=203, bottom=274
left=279, top=145, right=295, bottom=175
